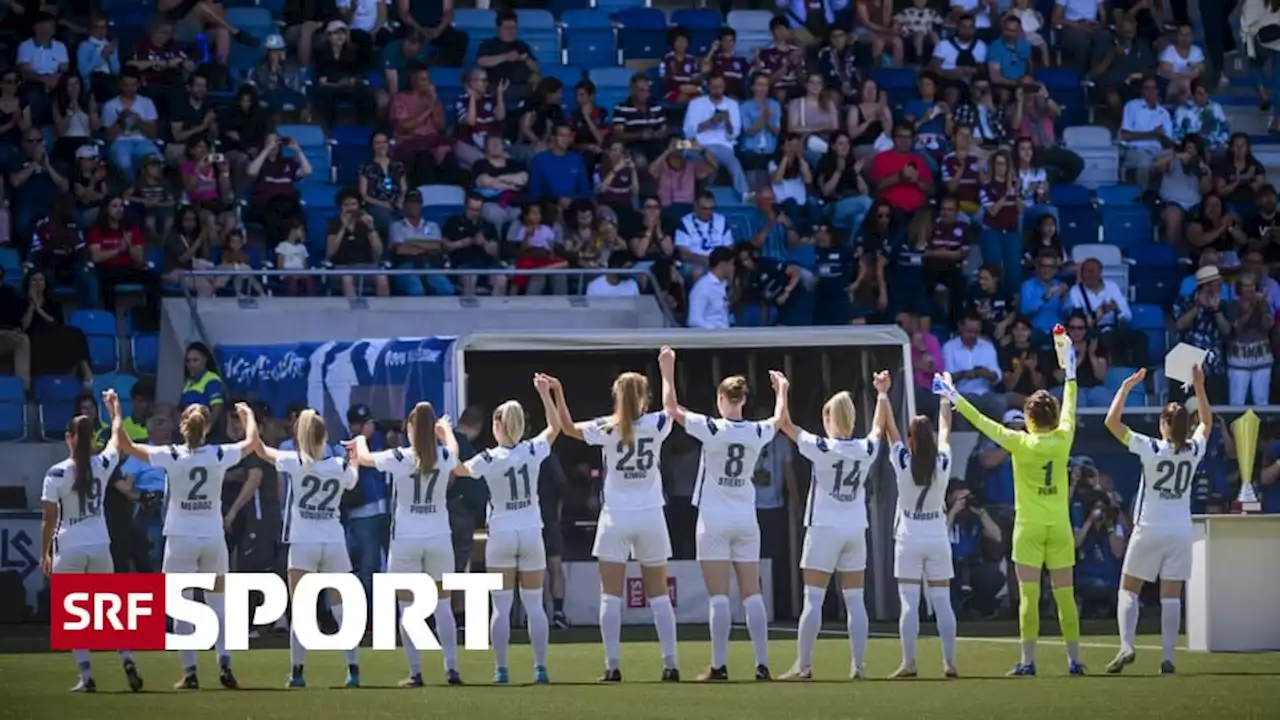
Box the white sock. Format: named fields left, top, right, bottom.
left=797, top=585, right=826, bottom=670
left=73, top=649, right=92, bottom=680
left=178, top=589, right=197, bottom=672
left=398, top=600, right=420, bottom=676
left=599, top=594, right=623, bottom=670
left=521, top=588, right=550, bottom=667
left=743, top=593, right=769, bottom=667
left=1020, top=640, right=1037, bottom=666
left=1160, top=597, right=1181, bottom=664
left=929, top=586, right=957, bottom=664
left=708, top=595, right=731, bottom=669
left=289, top=625, right=306, bottom=669
left=898, top=584, right=921, bottom=667
left=208, top=593, right=229, bottom=667
left=649, top=595, right=678, bottom=669
left=435, top=599, right=458, bottom=672
left=331, top=604, right=358, bottom=666
left=117, top=650, right=133, bottom=664
left=843, top=589, right=868, bottom=670
left=1118, top=589, right=1140, bottom=654
left=490, top=590, right=513, bottom=669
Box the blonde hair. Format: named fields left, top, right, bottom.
left=408, top=402, right=439, bottom=475
left=718, top=376, right=748, bottom=405
left=180, top=404, right=211, bottom=447
left=493, top=400, right=526, bottom=447
left=608, top=372, right=649, bottom=445
left=823, top=391, right=856, bottom=438
left=295, top=409, right=328, bottom=464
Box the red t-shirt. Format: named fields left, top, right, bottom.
left=87, top=225, right=143, bottom=270
left=868, top=150, right=933, bottom=214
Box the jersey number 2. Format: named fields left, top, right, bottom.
left=188, top=467, right=209, bottom=501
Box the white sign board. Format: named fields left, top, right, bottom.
left=563, top=560, right=773, bottom=625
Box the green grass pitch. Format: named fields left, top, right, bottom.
left=1, top=628, right=1277, bottom=719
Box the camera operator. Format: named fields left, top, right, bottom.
left=946, top=481, right=1004, bottom=618
left=1073, top=490, right=1128, bottom=618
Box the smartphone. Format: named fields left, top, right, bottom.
left=210, top=153, right=225, bottom=163
left=675, top=139, right=693, bottom=151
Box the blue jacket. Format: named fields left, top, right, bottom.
left=529, top=149, right=590, bottom=201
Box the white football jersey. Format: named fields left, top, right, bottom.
left=686, top=412, right=777, bottom=518
left=796, top=430, right=878, bottom=529
left=890, top=441, right=951, bottom=540
left=467, top=438, right=552, bottom=532
left=374, top=445, right=459, bottom=540
left=581, top=412, right=673, bottom=512
left=1128, top=431, right=1208, bottom=530
left=148, top=444, right=243, bottom=538
left=41, top=449, right=122, bottom=550
left=278, top=453, right=359, bottom=543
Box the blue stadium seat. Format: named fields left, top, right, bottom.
left=1100, top=205, right=1152, bottom=250
left=670, top=9, right=723, bottom=55
left=0, top=375, right=25, bottom=441
left=539, top=65, right=589, bottom=89
left=596, top=0, right=646, bottom=13
left=453, top=9, right=497, bottom=33
left=1095, top=184, right=1143, bottom=206
left=301, top=182, right=341, bottom=209
left=1104, top=366, right=1138, bottom=390
left=1057, top=205, right=1099, bottom=250
left=328, top=126, right=374, bottom=184
left=589, top=67, right=633, bottom=89
left=92, top=373, right=138, bottom=419
left=0, top=247, right=19, bottom=286
left=418, top=185, right=467, bottom=207
left=1129, top=243, right=1184, bottom=306
left=132, top=334, right=159, bottom=376
left=517, top=9, right=557, bottom=30
left=1130, top=303, right=1166, bottom=330
left=1049, top=183, right=1090, bottom=207
left=68, top=310, right=119, bottom=373
left=35, top=375, right=82, bottom=441
left=562, top=10, right=617, bottom=67
left=873, top=68, right=919, bottom=113
left=615, top=8, right=668, bottom=61
left=276, top=124, right=327, bottom=152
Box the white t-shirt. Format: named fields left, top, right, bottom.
left=581, top=412, right=673, bottom=512
left=101, top=95, right=159, bottom=140
left=1159, top=44, right=1205, bottom=75
left=889, top=441, right=951, bottom=540
left=278, top=453, right=359, bottom=543
left=586, top=276, right=641, bottom=297
left=686, top=412, right=777, bottom=519
left=374, top=445, right=458, bottom=540
left=1128, top=431, right=1208, bottom=530
left=148, top=443, right=244, bottom=538
left=337, top=0, right=386, bottom=32
left=467, top=438, right=552, bottom=532
left=41, top=449, right=123, bottom=550
left=674, top=212, right=733, bottom=258
left=275, top=241, right=309, bottom=270
left=932, top=36, right=988, bottom=68
left=796, top=430, right=878, bottom=529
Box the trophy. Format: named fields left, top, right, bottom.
left=1231, top=410, right=1262, bottom=514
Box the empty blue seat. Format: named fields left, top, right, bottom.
left=329, top=125, right=373, bottom=148
left=0, top=375, right=25, bottom=441
left=1130, top=303, right=1165, bottom=330
left=615, top=8, right=668, bottom=61
left=276, top=124, right=327, bottom=151
left=539, top=65, right=589, bottom=89
left=92, top=373, right=138, bottom=418
left=1034, top=67, right=1082, bottom=91
left=301, top=182, right=341, bottom=209
left=453, top=9, right=497, bottom=33
left=132, top=334, right=159, bottom=375
left=1096, top=184, right=1143, bottom=206
left=1049, top=183, right=1091, bottom=206
left=562, top=9, right=616, bottom=66
left=69, top=310, right=119, bottom=373
left=0, top=247, right=19, bottom=286
left=516, top=9, right=556, bottom=30
left=595, top=0, right=645, bottom=12
left=1100, top=205, right=1151, bottom=250
left=35, top=375, right=82, bottom=441
left=1057, top=205, right=1099, bottom=249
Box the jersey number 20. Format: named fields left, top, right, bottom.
left=1154, top=460, right=1193, bottom=497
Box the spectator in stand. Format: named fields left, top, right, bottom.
left=1054, top=0, right=1108, bottom=75
left=326, top=187, right=389, bottom=298
left=925, top=195, right=970, bottom=318
left=816, top=132, right=872, bottom=234
left=380, top=31, right=430, bottom=93
left=10, top=127, right=70, bottom=249
left=181, top=138, right=237, bottom=241
left=928, top=14, right=986, bottom=93
left=454, top=68, right=507, bottom=171
left=77, top=13, right=120, bottom=103
left=336, top=0, right=391, bottom=63
left=247, top=134, right=312, bottom=248
left=1187, top=193, right=1249, bottom=260
left=475, top=134, right=527, bottom=230
left=900, top=310, right=941, bottom=412
left=896, top=210, right=934, bottom=318
left=1185, top=397, right=1236, bottom=510
left=966, top=263, right=1016, bottom=345
left=443, top=192, right=507, bottom=297
left=358, top=132, right=407, bottom=236
left=477, top=9, right=538, bottom=105
left=129, top=19, right=194, bottom=106
left=851, top=201, right=892, bottom=318
left=391, top=65, right=453, bottom=186
left=1009, top=86, right=1084, bottom=184
left=314, top=21, right=379, bottom=126
left=815, top=26, right=858, bottom=102
left=755, top=17, right=805, bottom=100
left=1248, top=185, right=1280, bottom=259
left=703, top=28, right=751, bottom=99
left=167, top=72, right=217, bottom=166
left=19, top=268, right=92, bottom=384
left=158, top=0, right=262, bottom=66
left=389, top=189, right=453, bottom=297
left=650, top=139, right=717, bottom=212
left=905, top=72, right=949, bottom=161
left=1224, top=270, right=1274, bottom=405
left=1241, top=248, right=1280, bottom=308
left=511, top=203, right=567, bottom=296
left=528, top=123, right=590, bottom=208
left=953, top=77, right=1008, bottom=150
left=894, top=0, right=943, bottom=63
left=675, top=190, right=735, bottom=272
left=513, top=78, right=564, bottom=161
left=869, top=122, right=935, bottom=215
left=1052, top=311, right=1112, bottom=406
left=788, top=74, right=840, bottom=167
left=569, top=79, right=607, bottom=167
left=811, top=221, right=857, bottom=325
left=942, top=313, right=1006, bottom=419
left=71, top=146, right=107, bottom=229
left=1215, top=132, right=1267, bottom=209
left=1157, top=134, right=1214, bottom=251
left=739, top=74, right=783, bottom=175
left=218, top=85, right=269, bottom=191
left=979, top=150, right=1024, bottom=285
left=847, top=77, right=893, bottom=158
left=1120, top=74, right=1174, bottom=190
left=987, top=14, right=1032, bottom=91
left=684, top=72, right=749, bottom=201
left=1073, top=491, right=1126, bottom=618
left=1174, top=80, right=1230, bottom=157
left=1000, top=315, right=1050, bottom=407
left=594, top=140, right=640, bottom=226
left=181, top=341, right=225, bottom=434
left=1069, top=257, right=1132, bottom=339
left=1174, top=266, right=1230, bottom=400
left=163, top=206, right=219, bottom=298
left=30, top=197, right=96, bottom=305
left=16, top=13, right=67, bottom=124
left=282, top=0, right=330, bottom=68
left=586, top=252, right=641, bottom=298
left=102, top=67, right=161, bottom=184
left=612, top=74, right=667, bottom=167
left=0, top=268, right=30, bottom=394
left=687, top=246, right=734, bottom=329
left=1023, top=214, right=1067, bottom=271
left=1158, top=23, right=1207, bottom=105
left=252, top=34, right=309, bottom=117
left=769, top=133, right=816, bottom=224
left=87, top=194, right=159, bottom=319
left=745, top=187, right=798, bottom=261
left=1179, top=249, right=1233, bottom=300
left=854, top=0, right=905, bottom=66
left=661, top=27, right=702, bottom=105
left=51, top=74, right=97, bottom=167
left=1020, top=251, right=1070, bottom=335
left=942, top=125, right=984, bottom=217
left=394, top=0, right=468, bottom=68
left=946, top=482, right=1005, bottom=617
left=628, top=196, right=678, bottom=270
left=735, top=242, right=811, bottom=326
left=1089, top=17, right=1156, bottom=128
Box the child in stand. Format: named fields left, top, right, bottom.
left=1010, top=0, right=1051, bottom=68
left=128, top=155, right=175, bottom=242
left=660, top=27, right=702, bottom=104
left=220, top=229, right=264, bottom=297
left=275, top=218, right=315, bottom=296
left=894, top=0, right=943, bottom=64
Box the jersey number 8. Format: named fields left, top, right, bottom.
left=615, top=438, right=655, bottom=473
left=299, top=475, right=342, bottom=511
left=724, top=443, right=746, bottom=478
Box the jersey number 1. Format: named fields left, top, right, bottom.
left=1041, top=461, right=1054, bottom=489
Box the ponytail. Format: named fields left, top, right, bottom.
left=494, top=400, right=526, bottom=447
left=1163, top=403, right=1190, bottom=453
left=295, top=409, right=328, bottom=464
left=908, top=415, right=938, bottom=488
left=69, top=415, right=94, bottom=498
left=608, top=372, right=649, bottom=446
left=409, top=402, right=438, bottom=476
left=180, top=404, right=211, bottom=448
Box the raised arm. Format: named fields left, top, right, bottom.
left=437, top=416, right=461, bottom=460
left=938, top=399, right=952, bottom=448
left=543, top=375, right=583, bottom=441
left=254, top=440, right=283, bottom=464
left=1104, top=368, right=1145, bottom=444
left=936, top=372, right=1029, bottom=453
left=658, top=345, right=687, bottom=426
left=768, top=370, right=795, bottom=440
left=881, top=377, right=902, bottom=446
left=1191, top=362, right=1211, bottom=440
left=101, top=390, right=137, bottom=459
left=347, top=434, right=377, bottom=468
left=232, top=402, right=260, bottom=456
left=868, top=370, right=891, bottom=445
left=533, top=373, right=561, bottom=445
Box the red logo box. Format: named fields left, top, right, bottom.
left=50, top=574, right=167, bottom=651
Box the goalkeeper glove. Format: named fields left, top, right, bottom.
left=931, top=372, right=958, bottom=403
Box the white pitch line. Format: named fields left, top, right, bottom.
left=745, top=624, right=1165, bottom=652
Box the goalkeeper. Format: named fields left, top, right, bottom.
left=932, top=324, right=1085, bottom=676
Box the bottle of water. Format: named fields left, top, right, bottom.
left=1052, top=323, right=1071, bottom=371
